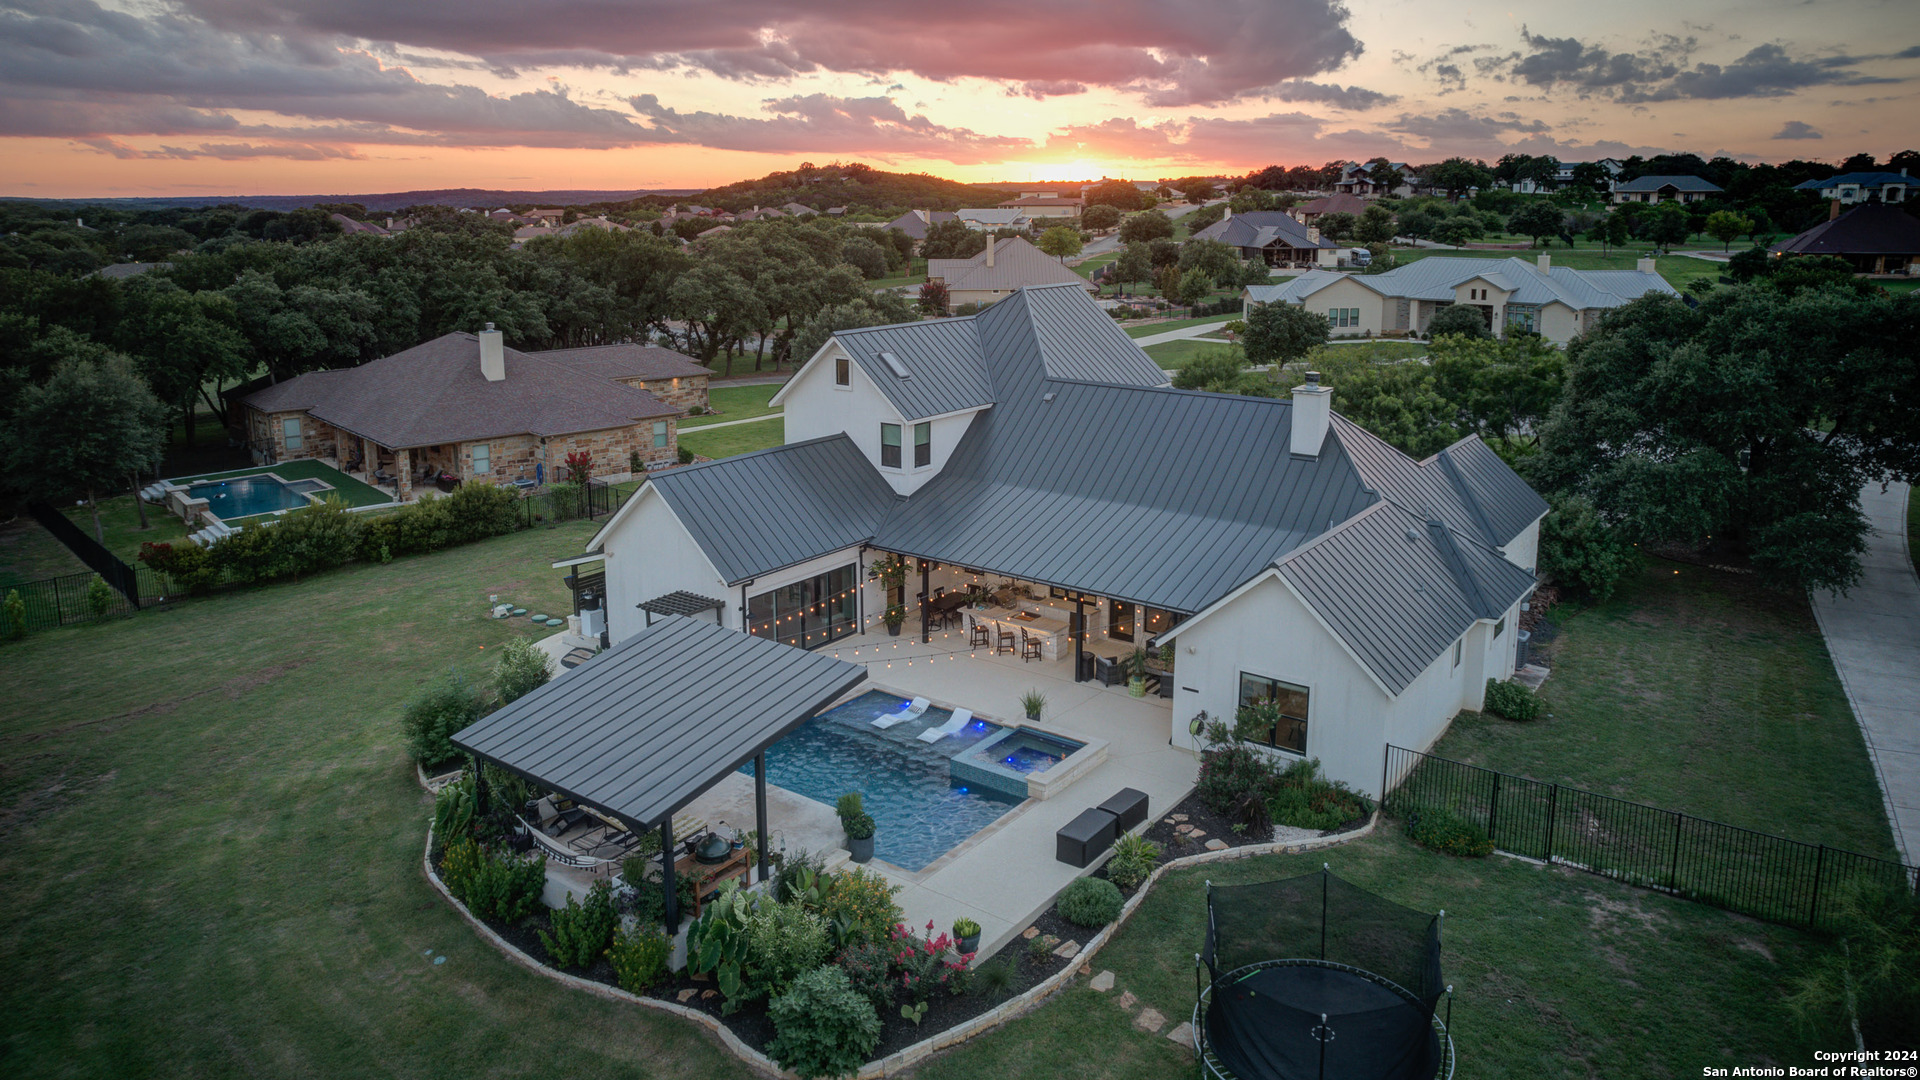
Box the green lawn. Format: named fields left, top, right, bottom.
left=919, top=829, right=1841, bottom=1080
left=0, top=523, right=740, bottom=1079
left=1123, top=313, right=1239, bottom=339
left=1431, top=564, right=1897, bottom=860
left=680, top=383, right=783, bottom=429
left=1074, top=252, right=1118, bottom=281
left=679, top=417, right=785, bottom=460
left=872, top=258, right=928, bottom=291
left=1310, top=341, right=1429, bottom=363
left=1142, top=338, right=1242, bottom=369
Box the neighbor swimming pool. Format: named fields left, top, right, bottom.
left=746, top=690, right=1022, bottom=871
left=187, top=474, right=331, bottom=519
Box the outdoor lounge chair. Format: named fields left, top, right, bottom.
left=873, top=696, right=931, bottom=729
left=916, top=708, right=973, bottom=744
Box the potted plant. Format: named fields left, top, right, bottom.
left=868, top=554, right=908, bottom=629
left=1158, top=643, right=1176, bottom=673
left=952, top=917, right=982, bottom=954
left=883, top=604, right=906, bottom=636
left=845, top=811, right=876, bottom=864
left=1127, top=647, right=1148, bottom=697
left=1021, top=689, right=1046, bottom=722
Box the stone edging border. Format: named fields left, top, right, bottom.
left=421, top=805, right=1379, bottom=1079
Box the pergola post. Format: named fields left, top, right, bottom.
left=660, top=819, right=678, bottom=933
left=919, top=560, right=931, bottom=643
left=754, top=752, right=771, bottom=886
left=1073, top=599, right=1086, bottom=683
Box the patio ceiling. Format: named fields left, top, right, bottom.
left=451, top=615, right=866, bottom=833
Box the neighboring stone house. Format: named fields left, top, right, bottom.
left=1290, top=193, right=1369, bottom=225
left=239, top=329, right=709, bottom=501
left=1242, top=254, right=1676, bottom=343
left=1188, top=209, right=1340, bottom=267
left=1611, top=175, right=1722, bottom=203
left=995, top=195, right=1084, bottom=219
left=955, top=207, right=1029, bottom=231
left=1792, top=171, right=1911, bottom=206
left=885, top=208, right=960, bottom=244
left=925, top=236, right=1096, bottom=309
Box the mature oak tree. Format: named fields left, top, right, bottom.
left=3, top=351, right=171, bottom=541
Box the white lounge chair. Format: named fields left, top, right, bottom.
left=873, top=697, right=931, bottom=729
left=916, top=708, right=973, bottom=744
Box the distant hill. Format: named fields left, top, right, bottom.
left=0, top=187, right=700, bottom=213
left=686, top=164, right=1007, bottom=213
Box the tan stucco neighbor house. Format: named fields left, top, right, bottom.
left=239, top=327, right=710, bottom=501
left=1242, top=254, right=1676, bottom=343
left=926, top=236, right=1096, bottom=310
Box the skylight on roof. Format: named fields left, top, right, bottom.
left=879, top=351, right=910, bottom=379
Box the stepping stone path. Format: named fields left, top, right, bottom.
left=1206, top=839, right=1229, bottom=851
left=1089, top=970, right=1116, bottom=992
left=1135, top=1008, right=1166, bottom=1034
left=1167, top=1021, right=1196, bottom=1053
left=1021, top=926, right=1039, bottom=939
left=1188, top=829, right=1207, bottom=839
left=1175, top=824, right=1193, bottom=835
left=1099, top=970, right=1194, bottom=1055
left=677, top=989, right=697, bottom=1003
left=1053, top=940, right=1081, bottom=959
left=1171, top=814, right=1189, bottom=822
left=1118, top=991, right=1138, bottom=1010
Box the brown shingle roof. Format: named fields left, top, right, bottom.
left=1770, top=203, right=1920, bottom=257
left=242, top=333, right=677, bottom=448
left=534, top=343, right=713, bottom=382
left=926, top=236, right=1097, bottom=293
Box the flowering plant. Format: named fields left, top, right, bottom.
left=563, top=450, right=593, bottom=485
left=890, top=920, right=974, bottom=1002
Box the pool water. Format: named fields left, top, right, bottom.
left=188, top=475, right=317, bottom=519
left=969, top=729, right=1085, bottom=774
left=747, top=690, right=1022, bottom=871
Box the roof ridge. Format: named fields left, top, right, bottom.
left=1274, top=499, right=1393, bottom=567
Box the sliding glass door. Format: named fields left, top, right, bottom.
left=748, top=564, right=858, bottom=649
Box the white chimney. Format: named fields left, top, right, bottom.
left=1291, top=371, right=1332, bottom=458
left=985, top=237, right=996, bottom=268
left=1536, top=253, right=1551, bottom=274
left=1224, top=205, right=1232, bottom=220
left=1635, top=256, right=1656, bottom=274
left=479, top=322, right=505, bottom=382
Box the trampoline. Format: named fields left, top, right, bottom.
left=1195, top=867, right=1455, bottom=1080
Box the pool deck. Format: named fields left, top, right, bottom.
left=535, top=623, right=1197, bottom=963
left=748, top=626, right=1195, bottom=961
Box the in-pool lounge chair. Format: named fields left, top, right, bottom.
left=873, top=697, right=930, bottom=729
left=916, top=708, right=973, bottom=744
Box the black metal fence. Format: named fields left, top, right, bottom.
left=26, top=501, right=143, bottom=605
left=1382, top=744, right=1919, bottom=932
left=0, top=565, right=176, bottom=633
left=516, top=478, right=626, bottom=527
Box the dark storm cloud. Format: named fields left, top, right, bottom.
left=1500, top=29, right=1900, bottom=102
left=1772, top=120, right=1822, bottom=140
left=1263, top=81, right=1396, bottom=109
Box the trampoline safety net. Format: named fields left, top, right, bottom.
left=1200, top=869, right=1445, bottom=1080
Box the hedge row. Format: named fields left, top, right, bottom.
left=139, top=484, right=523, bottom=592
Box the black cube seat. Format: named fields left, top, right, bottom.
left=1097, top=788, right=1150, bottom=834
left=1056, top=807, right=1118, bottom=868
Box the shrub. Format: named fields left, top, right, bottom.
left=563, top=449, right=593, bottom=485
left=677, top=446, right=694, bottom=465
left=1786, top=883, right=1920, bottom=1050
left=608, top=926, right=671, bottom=993
left=890, top=921, right=972, bottom=1001
left=402, top=675, right=481, bottom=766
left=1536, top=492, right=1639, bottom=601
left=432, top=775, right=475, bottom=840
left=973, top=960, right=1015, bottom=996
left=836, top=939, right=895, bottom=1010
left=628, top=449, right=645, bottom=474
left=625, top=863, right=698, bottom=928
left=844, top=812, right=875, bottom=841
left=820, top=866, right=903, bottom=948
left=834, top=792, right=865, bottom=823
left=2, top=589, right=24, bottom=639
left=539, top=880, right=619, bottom=968
left=1266, top=758, right=1372, bottom=831
left=86, top=575, right=114, bottom=620
left=1058, top=877, right=1124, bottom=928
left=774, top=846, right=826, bottom=904
left=766, top=966, right=882, bottom=1080
left=492, top=638, right=552, bottom=706
left=1196, top=743, right=1277, bottom=817
left=137, top=541, right=218, bottom=594
left=545, top=481, right=581, bottom=522
left=1406, top=808, right=1494, bottom=857
left=740, top=900, right=831, bottom=1001
left=1026, top=934, right=1056, bottom=963
left=1484, top=678, right=1541, bottom=721
left=1106, top=833, right=1161, bottom=889
left=439, top=838, right=546, bottom=920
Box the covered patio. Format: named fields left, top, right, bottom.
left=451, top=615, right=866, bottom=934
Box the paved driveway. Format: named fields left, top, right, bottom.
left=1810, top=480, right=1920, bottom=865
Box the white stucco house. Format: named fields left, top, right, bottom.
left=1242, top=254, right=1677, bottom=343
left=580, top=285, right=1546, bottom=797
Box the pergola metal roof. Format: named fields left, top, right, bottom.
left=638, top=589, right=727, bottom=624
left=450, top=615, right=865, bottom=833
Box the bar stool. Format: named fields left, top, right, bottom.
left=1021, top=628, right=1043, bottom=663
left=996, top=625, right=1015, bottom=655
left=969, top=618, right=989, bottom=647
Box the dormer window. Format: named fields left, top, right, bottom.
left=835, top=356, right=850, bottom=386
left=881, top=423, right=901, bottom=468
left=914, top=422, right=931, bottom=467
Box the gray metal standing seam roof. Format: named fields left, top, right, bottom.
left=836, top=317, right=993, bottom=421
left=644, top=435, right=899, bottom=585
left=622, top=283, right=1545, bottom=694
left=1277, top=501, right=1538, bottom=694
left=451, top=615, right=866, bottom=830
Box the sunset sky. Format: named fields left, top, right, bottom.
left=2, top=0, right=1915, bottom=197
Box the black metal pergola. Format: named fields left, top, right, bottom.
left=452, top=615, right=865, bottom=933
left=639, top=590, right=728, bottom=627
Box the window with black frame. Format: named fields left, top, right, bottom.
left=880, top=423, right=901, bottom=468
left=913, top=422, right=931, bottom=467
left=1238, top=673, right=1309, bottom=754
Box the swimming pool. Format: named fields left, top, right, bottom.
left=747, top=690, right=1022, bottom=871
left=187, top=474, right=330, bottom=519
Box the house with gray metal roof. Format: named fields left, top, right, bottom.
left=925, top=236, right=1096, bottom=310
left=583, top=284, right=1547, bottom=795
left=1189, top=209, right=1340, bottom=268
left=1242, top=254, right=1676, bottom=343
left=1611, top=174, right=1722, bottom=204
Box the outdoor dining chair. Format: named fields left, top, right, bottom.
left=969, top=619, right=989, bottom=648
left=1021, top=627, right=1043, bottom=662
